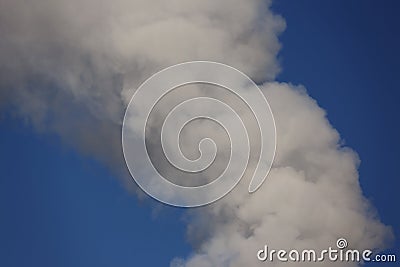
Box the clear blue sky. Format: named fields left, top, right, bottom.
left=1, top=1, right=399, bottom=266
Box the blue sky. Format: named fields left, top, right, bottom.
left=0, top=119, right=191, bottom=266
left=1, top=1, right=399, bottom=266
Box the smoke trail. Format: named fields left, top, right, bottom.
left=0, top=0, right=283, bottom=186
left=171, top=82, right=393, bottom=266
left=0, top=0, right=392, bottom=266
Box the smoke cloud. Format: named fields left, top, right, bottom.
left=0, top=0, right=392, bottom=266
left=0, top=0, right=284, bottom=186
left=171, top=82, right=393, bottom=266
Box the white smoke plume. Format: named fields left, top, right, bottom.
left=0, top=0, right=393, bottom=266
left=171, top=82, right=393, bottom=266
left=0, top=0, right=283, bottom=186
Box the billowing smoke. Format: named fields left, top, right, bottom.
left=0, top=0, right=392, bottom=266
left=0, top=0, right=283, bottom=187
left=171, top=82, right=393, bottom=266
